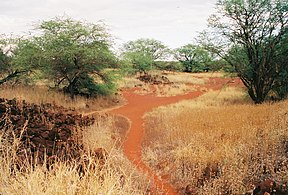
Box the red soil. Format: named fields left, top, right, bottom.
left=109, top=77, right=243, bottom=194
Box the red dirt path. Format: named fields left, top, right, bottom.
left=109, top=77, right=243, bottom=194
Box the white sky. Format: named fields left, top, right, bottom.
left=0, top=0, right=217, bottom=49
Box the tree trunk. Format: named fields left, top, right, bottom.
left=66, top=77, right=79, bottom=99
left=0, top=70, right=27, bottom=85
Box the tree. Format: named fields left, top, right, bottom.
left=201, top=0, right=288, bottom=103
left=174, top=44, right=212, bottom=72
left=17, top=17, right=117, bottom=98
left=121, top=38, right=169, bottom=73
left=0, top=36, right=36, bottom=85
left=271, top=27, right=288, bottom=100
left=0, top=46, right=12, bottom=84
left=122, top=51, right=154, bottom=73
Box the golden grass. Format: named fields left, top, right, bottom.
left=2, top=71, right=286, bottom=194
left=154, top=84, right=197, bottom=97
left=189, top=72, right=230, bottom=78
left=0, top=84, right=150, bottom=194
left=0, top=116, right=149, bottom=195
left=117, top=77, right=144, bottom=89
left=143, top=87, right=288, bottom=193
left=163, top=72, right=207, bottom=85
left=0, top=85, right=120, bottom=111
left=185, top=86, right=251, bottom=106
left=0, top=152, right=149, bottom=194
left=118, top=71, right=207, bottom=97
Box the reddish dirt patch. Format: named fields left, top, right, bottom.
left=110, top=77, right=243, bottom=194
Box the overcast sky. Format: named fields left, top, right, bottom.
left=0, top=0, right=217, bottom=49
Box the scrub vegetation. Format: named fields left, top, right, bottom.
left=0, top=0, right=287, bottom=194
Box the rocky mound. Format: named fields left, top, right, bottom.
left=0, top=98, right=95, bottom=167
left=137, top=73, right=172, bottom=85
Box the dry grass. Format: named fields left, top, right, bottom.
left=186, top=86, right=251, bottom=106
left=0, top=116, right=150, bottom=195
left=189, top=72, right=231, bottom=78
left=0, top=85, right=150, bottom=194
left=118, top=71, right=207, bottom=97
left=117, top=77, right=144, bottom=89
left=0, top=85, right=120, bottom=111
left=163, top=72, right=207, bottom=85
left=0, top=149, right=150, bottom=194
left=2, top=71, right=287, bottom=194
left=154, top=84, right=197, bottom=97
left=143, top=87, right=288, bottom=194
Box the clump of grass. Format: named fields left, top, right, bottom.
left=189, top=72, right=229, bottom=78
left=164, top=72, right=207, bottom=85
left=0, top=85, right=120, bottom=111
left=189, top=86, right=251, bottom=106
left=117, top=76, right=144, bottom=89
left=82, top=115, right=124, bottom=152
left=154, top=84, right=197, bottom=97
left=143, top=87, right=288, bottom=194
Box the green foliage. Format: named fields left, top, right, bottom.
left=203, top=0, right=288, bottom=103
left=64, top=72, right=116, bottom=97
left=210, top=58, right=233, bottom=72
left=0, top=37, right=35, bottom=85
left=271, top=29, right=288, bottom=100
left=122, top=51, right=154, bottom=73
left=174, top=44, right=212, bottom=72
left=0, top=49, right=10, bottom=73
left=154, top=61, right=183, bottom=72
left=12, top=39, right=43, bottom=72
left=13, top=17, right=117, bottom=98
left=121, top=38, right=170, bottom=73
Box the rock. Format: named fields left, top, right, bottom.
left=252, top=179, right=288, bottom=195
left=184, top=184, right=196, bottom=195
left=0, top=97, right=96, bottom=168
left=137, top=73, right=172, bottom=85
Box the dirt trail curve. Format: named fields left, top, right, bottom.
left=110, top=89, right=203, bottom=194
left=108, top=77, right=243, bottom=194
left=84, top=77, right=242, bottom=194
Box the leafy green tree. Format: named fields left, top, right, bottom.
left=121, top=38, right=169, bottom=73
left=0, top=37, right=36, bottom=85
left=122, top=51, right=153, bottom=73
left=202, top=0, right=288, bottom=103
left=0, top=47, right=12, bottom=84
left=14, top=17, right=117, bottom=98
left=271, top=27, right=288, bottom=100
left=174, top=44, right=212, bottom=72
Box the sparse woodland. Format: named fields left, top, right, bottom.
left=0, top=0, right=287, bottom=194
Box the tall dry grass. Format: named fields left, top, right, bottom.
left=0, top=85, right=120, bottom=111
left=0, top=86, right=150, bottom=194
left=163, top=72, right=207, bottom=85
left=143, top=87, right=288, bottom=194
left=0, top=115, right=150, bottom=195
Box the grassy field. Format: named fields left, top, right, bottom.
left=0, top=85, right=121, bottom=112
left=0, top=72, right=287, bottom=194
left=143, top=87, right=288, bottom=194
left=0, top=130, right=150, bottom=194
left=0, top=85, right=149, bottom=195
